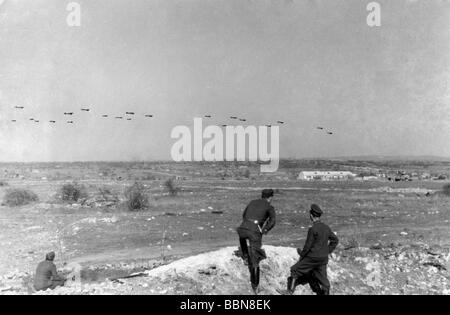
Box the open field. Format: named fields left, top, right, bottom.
left=0, top=160, right=449, bottom=294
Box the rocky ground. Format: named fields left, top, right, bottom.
left=2, top=244, right=448, bottom=295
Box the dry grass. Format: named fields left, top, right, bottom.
left=124, top=182, right=149, bottom=211
left=61, top=183, right=88, bottom=203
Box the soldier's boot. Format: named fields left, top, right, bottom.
left=250, top=266, right=260, bottom=294
left=287, top=276, right=297, bottom=294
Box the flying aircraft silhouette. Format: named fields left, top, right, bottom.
left=230, top=116, right=237, bottom=119
left=266, top=124, right=272, bottom=128
left=14, top=106, right=24, bottom=109
left=144, top=115, right=153, bottom=118
left=11, top=120, right=16, bottom=122
left=102, top=115, right=109, bottom=117
left=126, top=112, right=135, bottom=115
left=67, top=121, right=74, bottom=124
left=64, top=112, right=74, bottom=116
left=239, top=118, right=247, bottom=122
left=29, top=118, right=35, bottom=121
left=34, top=120, right=40, bottom=123
left=127, top=118, right=132, bottom=121
left=115, top=116, right=123, bottom=119
left=277, top=121, right=285, bottom=124
left=49, top=121, right=56, bottom=123
left=327, top=132, right=333, bottom=135
left=221, top=124, right=228, bottom=127
left=204, top=115, right=212, bottom=118
left=81, top=108, right=90, bottom=112
left=317, top=127, right=324, bottom=130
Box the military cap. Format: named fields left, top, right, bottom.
left=261, top=189, right=274, bottom=199
left=310, top=204, right=323, bottom=217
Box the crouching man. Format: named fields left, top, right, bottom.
left=34, top=252, right=66, bottom=291
left=288, top=204, right=338, bottom=295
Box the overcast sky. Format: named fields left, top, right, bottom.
left=0, top=0, right=449, bottom=162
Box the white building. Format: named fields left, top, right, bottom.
left=298, top=171, right=356, bottom=181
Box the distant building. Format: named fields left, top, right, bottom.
left=298, top=171, right=356, bottom=181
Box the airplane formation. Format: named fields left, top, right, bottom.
left=5, top=105, right=335, bottom=135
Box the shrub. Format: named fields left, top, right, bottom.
left=443, top=183, right=450, bottom=196
left=124, top=182, right=149, bottom=211
left=0, top=181, right=8, bottom=187
left=61, top=183, right=87, bottom=203
left=164, top=178, right=180, bottom=196
left=3, top=189, right=39, bottom=207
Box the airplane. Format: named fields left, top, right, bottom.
left=126, top=118, right=132, bottom=121
left=144, top=115, right=153, bottom=118
left=221, top=124, right=228, bottom=127
left=317, top=127, right=324, bottom=130
left=64, top=112, right=74, bottom=115
left=102, top=115, right=109, bottom=117
left=14, top=106, right=24, bottom=109
left=239, top=118, right=247, bottom=122
left=67, top=121, right=74, bottom=124
left=266, top=124, right=272, bottom=128
left=277, top=121, right=285, bottom=124
left=230, top=116, right=237, bottom=119
left=81, top=108, right=90, bottom=112
left=34, top=120, right=40, bottom=123
left=49, top=121, right=56, bottom=123
left=11, top=120, right=16, bottom=122
left=327, top=132, right=333, bottom=135
left=126, top=112, right=135, bottom=115
left=29, top=118, right=35, bottom=121
left=204, top=115, right=212, bottom=118
left=115, top=116, right=123, bottom=119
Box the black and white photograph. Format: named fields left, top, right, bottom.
left=0, top=0, right=449, bottom=299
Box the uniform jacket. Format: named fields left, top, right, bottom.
left=34, top=260, right=62, bottom=291
left=239, top=199, right=276, bottom=234
left=298, top=221, right=339, bottom=259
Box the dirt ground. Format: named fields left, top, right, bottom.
left=0, top=161, right=449, bottom=294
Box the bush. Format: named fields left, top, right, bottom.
left=125, top=182, right=149, bottom=211
left=61, top=183, right=87, bottom=203
left=0, top=181, right=8, bottom=187
left=164, top=178, right=180, bottom=196
left=443, top=183, right=450, bottom=196
left=3, top=189, right=39, bottom=207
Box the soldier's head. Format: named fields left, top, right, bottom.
left=261, top=189, right=274, bottom=203
left=45, top=251, right=56, bottom=261
left=309, top=204, right=323, bottom=222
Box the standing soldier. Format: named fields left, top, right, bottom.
left=287, top=204, right=339, bottom=295
left=237, top=189, right=276, bottom=293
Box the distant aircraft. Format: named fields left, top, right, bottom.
left=49, top=121, right=56, bottom=123
left=230, top=116, right=237, bottom=119
left=11, top=120, right=16, bottom=122
left=239, top=118, right=247, bottom=122
left=266, top=124, right=272, bottom=128
left=81, top=108, right=90, bottom=112
left=144, top=115, right=153, bottom=118
left=127, top=118, right=132, bottom=121
left=317, top=127, right=324, bottom=130
left=14, top=106, right=24, bottom=109
left=204, top=115, right=212, bottom=118
left=67, top=121, right=74, bottom=124
left=126, top=112, right=135, bottom=115
left=34, top=120, right=40, bottom=123
left=115, top=116, right=123, bottom=119
left=102, top=115, right=109, bottom=117
left=29, top=118, right=35, bottom=121
left=64, top=112, right=74, bottom=116
left=327, top=132, right=333, bottom=135
left=277, top=121, right=285, bottom=124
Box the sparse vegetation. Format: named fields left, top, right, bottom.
left=164, top=178, right=180, bottom=196
left=3, top=188, right=39, bottom=207
left=61, top=183, right=87, bottom=203
left=0, top=181, right=8, bottom=187
left=124, top=182, right=149, bottom=211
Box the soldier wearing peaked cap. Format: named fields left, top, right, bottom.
left=287, top=204, right=339, bottom=295
left=237, top=189, right=276, bottom=293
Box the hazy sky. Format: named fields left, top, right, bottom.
left=0, top=0, right=449, bottom=162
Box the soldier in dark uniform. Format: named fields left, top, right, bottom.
left=287, top=204, right=339, bottom=295
left=34, top=252, right=66, bottom=291
left=237, top=189, right=276, bottom=293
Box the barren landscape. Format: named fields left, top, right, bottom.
left=0, top=159, right=449, bottom=295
